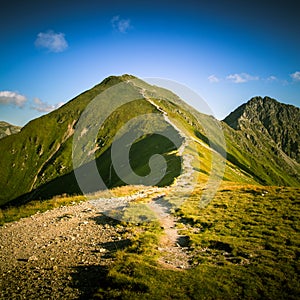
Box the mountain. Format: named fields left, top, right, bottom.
left=224, top=96, right=300, bottom=163
left=0, top=121, right=21, bottom=139
left=0, top=75, right=184, bottom=206
left=223, top=96, right=300, bottom=186
left=0, top=76, right=299, bottom=207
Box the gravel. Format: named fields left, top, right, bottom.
left=0, top=201, right=129, bottom=299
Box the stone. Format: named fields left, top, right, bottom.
left=28, top=255, right=38, bottom=261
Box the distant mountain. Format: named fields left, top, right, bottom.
left=0, top=77, right=299, bottom=207
left=224, top=96, right=300, bottom=163
left=0, top=121, right=21, bottom=139
left=223, top=96, right=300, bottom=186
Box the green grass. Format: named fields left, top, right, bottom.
left=1, top=180, right=299, bottom=298
left=0, top=76, right=186, bottom=206
left=94, top=183, right=300, bottom=299
left=0, top=194, right=85, bottom=225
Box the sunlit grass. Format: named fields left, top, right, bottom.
left=94, top=183, right=300, bottom=299
left=0, top=185, right=155, bottom=226
left=0, top=194, right=85, bottom=225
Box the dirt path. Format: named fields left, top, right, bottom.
left=136, top=86, right=195, bottom=268
left=146, top=196, right=192, bottom=269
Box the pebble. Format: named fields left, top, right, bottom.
left=28, top=255, right=38, bottom=261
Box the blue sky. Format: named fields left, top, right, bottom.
left=0, top=0, right=299, bottom=126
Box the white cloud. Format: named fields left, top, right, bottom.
left=208, top=75, right=220, bottom=83
left=111, top=16, right=131, bottom=33
left=0, top=91, right=64, bottom=113
left=35, top=30, right=68, bottom=53
left=226, top=73, right=259, bottom=83
left=266, top=75, right=277, bottom=81
left=0, top=91, right=27, bottom=107
left=31, top=98, right=64, bottom=112
left=290, top=71, right=300, bottom=81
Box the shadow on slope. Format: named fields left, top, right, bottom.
left=3, top=133, right=181, bottom=208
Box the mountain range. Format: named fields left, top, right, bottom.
left=0, top=75, right=299, bottom=207
left=0, top=121, right=21, bottom=139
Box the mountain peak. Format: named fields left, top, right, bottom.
left=99, top=74, right=137, bottom=86
left=224, top=96, right=299, bottom=128
left=224, top=96, right=300, bottom=163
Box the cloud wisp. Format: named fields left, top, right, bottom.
left=226, top=73, right=259, bottom=83
left=31, top=98, right=64, bottom=112
left=266, top=75, right=278, bottom=82
left=35, top=30, right=68, bottom=53
left=111, top=16, right=132, bottom=33
left=0, top=91, right=64, bottom=113
left=208, top=75, right=220, bottom=83
left=0, top=91, right=27, bottom=107
left=208, top=72, right=300, bottom=85
left=290, top=71, right=300, bottom=82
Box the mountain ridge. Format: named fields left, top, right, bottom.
left=0, top=76, right=299, bottom=207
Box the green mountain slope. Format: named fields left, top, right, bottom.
left=0, top=76, right=299, bottom=207
left=0, top=75, right=184, bottom=206
left=0, top=121, right=21, bottom=139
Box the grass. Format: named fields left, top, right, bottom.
left=93, top=183, right=300, bottom=299
left=0, top=185, right=148, bottom=225
left=1, top=181, right=299, bottom=298
left=0, top=194, right=85, bottom=225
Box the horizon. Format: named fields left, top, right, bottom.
left=0, top=0, right=299, bottom=126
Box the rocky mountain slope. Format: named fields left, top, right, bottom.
left=224, top=96, right=300, bottom=163
left=0, top=121, right=21, bottom=139
left=223, top=96, right=300, bottom=186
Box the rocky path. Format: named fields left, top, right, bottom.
left=0, top=187, right=194, bottom=299
left=0, top=201, right=130, bottom=299
left=147, top=196, right=192, bottom=269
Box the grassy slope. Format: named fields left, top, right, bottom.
left=1, top=182, right=299, bottom=298
left=94, top=184, right=300, bottom=299
left=0, top=76, right=182, bottom=206
left=0, top=77, right=112, bottom=205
